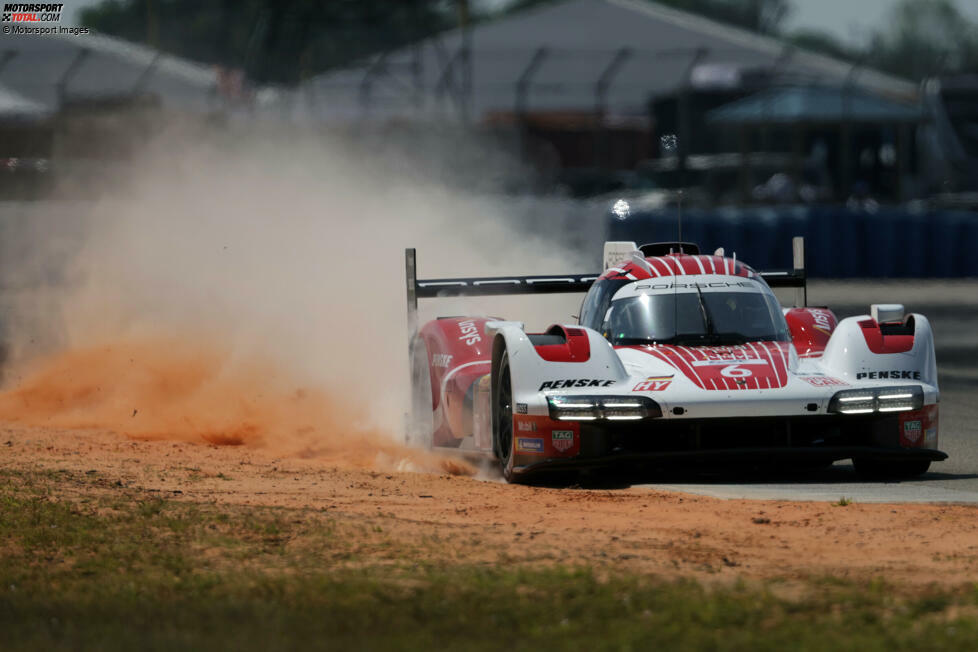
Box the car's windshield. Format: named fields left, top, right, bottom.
left=601, top=290, right=788, bottom=346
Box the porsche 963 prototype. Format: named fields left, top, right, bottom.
left=405, top=238, right=945, bottom=483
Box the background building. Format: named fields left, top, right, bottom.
left=297, top=0, right=921, bottom=200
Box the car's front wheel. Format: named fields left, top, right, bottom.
left=493, top=351, right=519, bottom=482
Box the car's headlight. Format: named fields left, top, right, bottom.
left=829, top=391, right=876, bottom=414
left=546, top=395, right=662, bottom=421
left=828, top=386, right=923, bottom=414
left=876, top=387, right=925, bottom=412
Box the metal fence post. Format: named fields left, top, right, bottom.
left=792, top=236, right=807, bottom=307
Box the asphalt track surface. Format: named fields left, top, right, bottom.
left=640, top=280, right=978, bottom=503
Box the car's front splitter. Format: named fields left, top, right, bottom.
left=511, top=445, right=947, bottom=480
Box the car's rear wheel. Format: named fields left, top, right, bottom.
left=407, top=336, right=434, bottom=449
left=853, top=457, right=930, bottom=480
left=493, top=351, right=519, bottom=482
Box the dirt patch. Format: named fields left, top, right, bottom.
left=0, top=337, right=471, bottom=476
left=1, top=337, right=975, bottom=586
left=3, top=423, right=978, bottom=586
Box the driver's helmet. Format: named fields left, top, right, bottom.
left=724, top=295, right=768, bottom=330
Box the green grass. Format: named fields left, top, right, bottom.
left=2, top=469, right=978, bottom=651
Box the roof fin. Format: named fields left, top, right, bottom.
left=630, top=252, right=654, bottom=276
left=603, top=241, right=638, bottom=270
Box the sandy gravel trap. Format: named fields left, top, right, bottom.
left=4, top=424, right=978, bottom=587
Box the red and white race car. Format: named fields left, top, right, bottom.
left=405, top=239, right=945, bottom=483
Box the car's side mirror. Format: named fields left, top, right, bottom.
left=871, top=304, right=904, bottom=323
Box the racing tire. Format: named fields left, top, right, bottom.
left=852, top=457, right=931, bottom=480
left=407, top=336, right=434, bottom=449
left=493, top=350, right=520, bottom=483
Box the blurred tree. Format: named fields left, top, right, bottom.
left=864, top=0, right=978, bottom=80
left=652, top=0, right=978, bottom=81
left=81, top=0, right=457, bottom=85
left=652, top=0, right=977, bottom=81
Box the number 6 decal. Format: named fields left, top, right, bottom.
left=720, top=364, right=752, bottom=378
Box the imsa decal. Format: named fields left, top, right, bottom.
left=807, top=308, right=834, bottom=335
left=458, top=319, right=482, bottom=346
left=516, top=437, right=544, bottom=454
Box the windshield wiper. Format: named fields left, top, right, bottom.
left=692, top=283, right=715, bottom=340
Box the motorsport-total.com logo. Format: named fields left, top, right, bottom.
left=2, top=3, right=64, bottom=22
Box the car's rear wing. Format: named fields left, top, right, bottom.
left=405, top=236, right=806, bottom=337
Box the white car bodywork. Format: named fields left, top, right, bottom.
left=406, top=240, right=946, bottom=482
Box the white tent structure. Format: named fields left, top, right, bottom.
left=0, top=31, right=220, bottom=114
left=298, top=0, right=916, bottom=124
left=0, top=82, right=51, bottom=121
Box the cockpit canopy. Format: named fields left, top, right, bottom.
left=579, top=274, right=789, bottom=346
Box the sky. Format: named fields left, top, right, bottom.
left=783, top=0, right=978, bottom=46
left=63, top=0, right=98, bottom=25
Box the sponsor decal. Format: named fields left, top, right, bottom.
left=458, top=319, right=482, bottom=346
left=539, top=379, right=615, bottom=391
left=899, top=405, right=938, bottom=448
left=633, top=281, right=754, bottom=291
left=632, top=375, right=673, bottom=392
left=903, top=420, right=922, bottom=444
left=856, top=370, right=921, bottom=380
left=515, top=403, right=528, bottom=414
left=636, top=341, right=791, bottom=391
left=800, top=375, right=848, bottom=387
left=551, top=430, right=574, bottom=452
left=692, top=358, right=767, bottom=366
left=517, top=420, right=537, bottom=433
left=432, top=353, right=453, bottom=368
left=516, top=437, right=544, bottom=454
left=807, top=308, right=833, bottom=335
left=698, top=346, right=766, bottom=362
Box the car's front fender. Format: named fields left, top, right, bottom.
left=486, top=322, right=629, bottom=409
